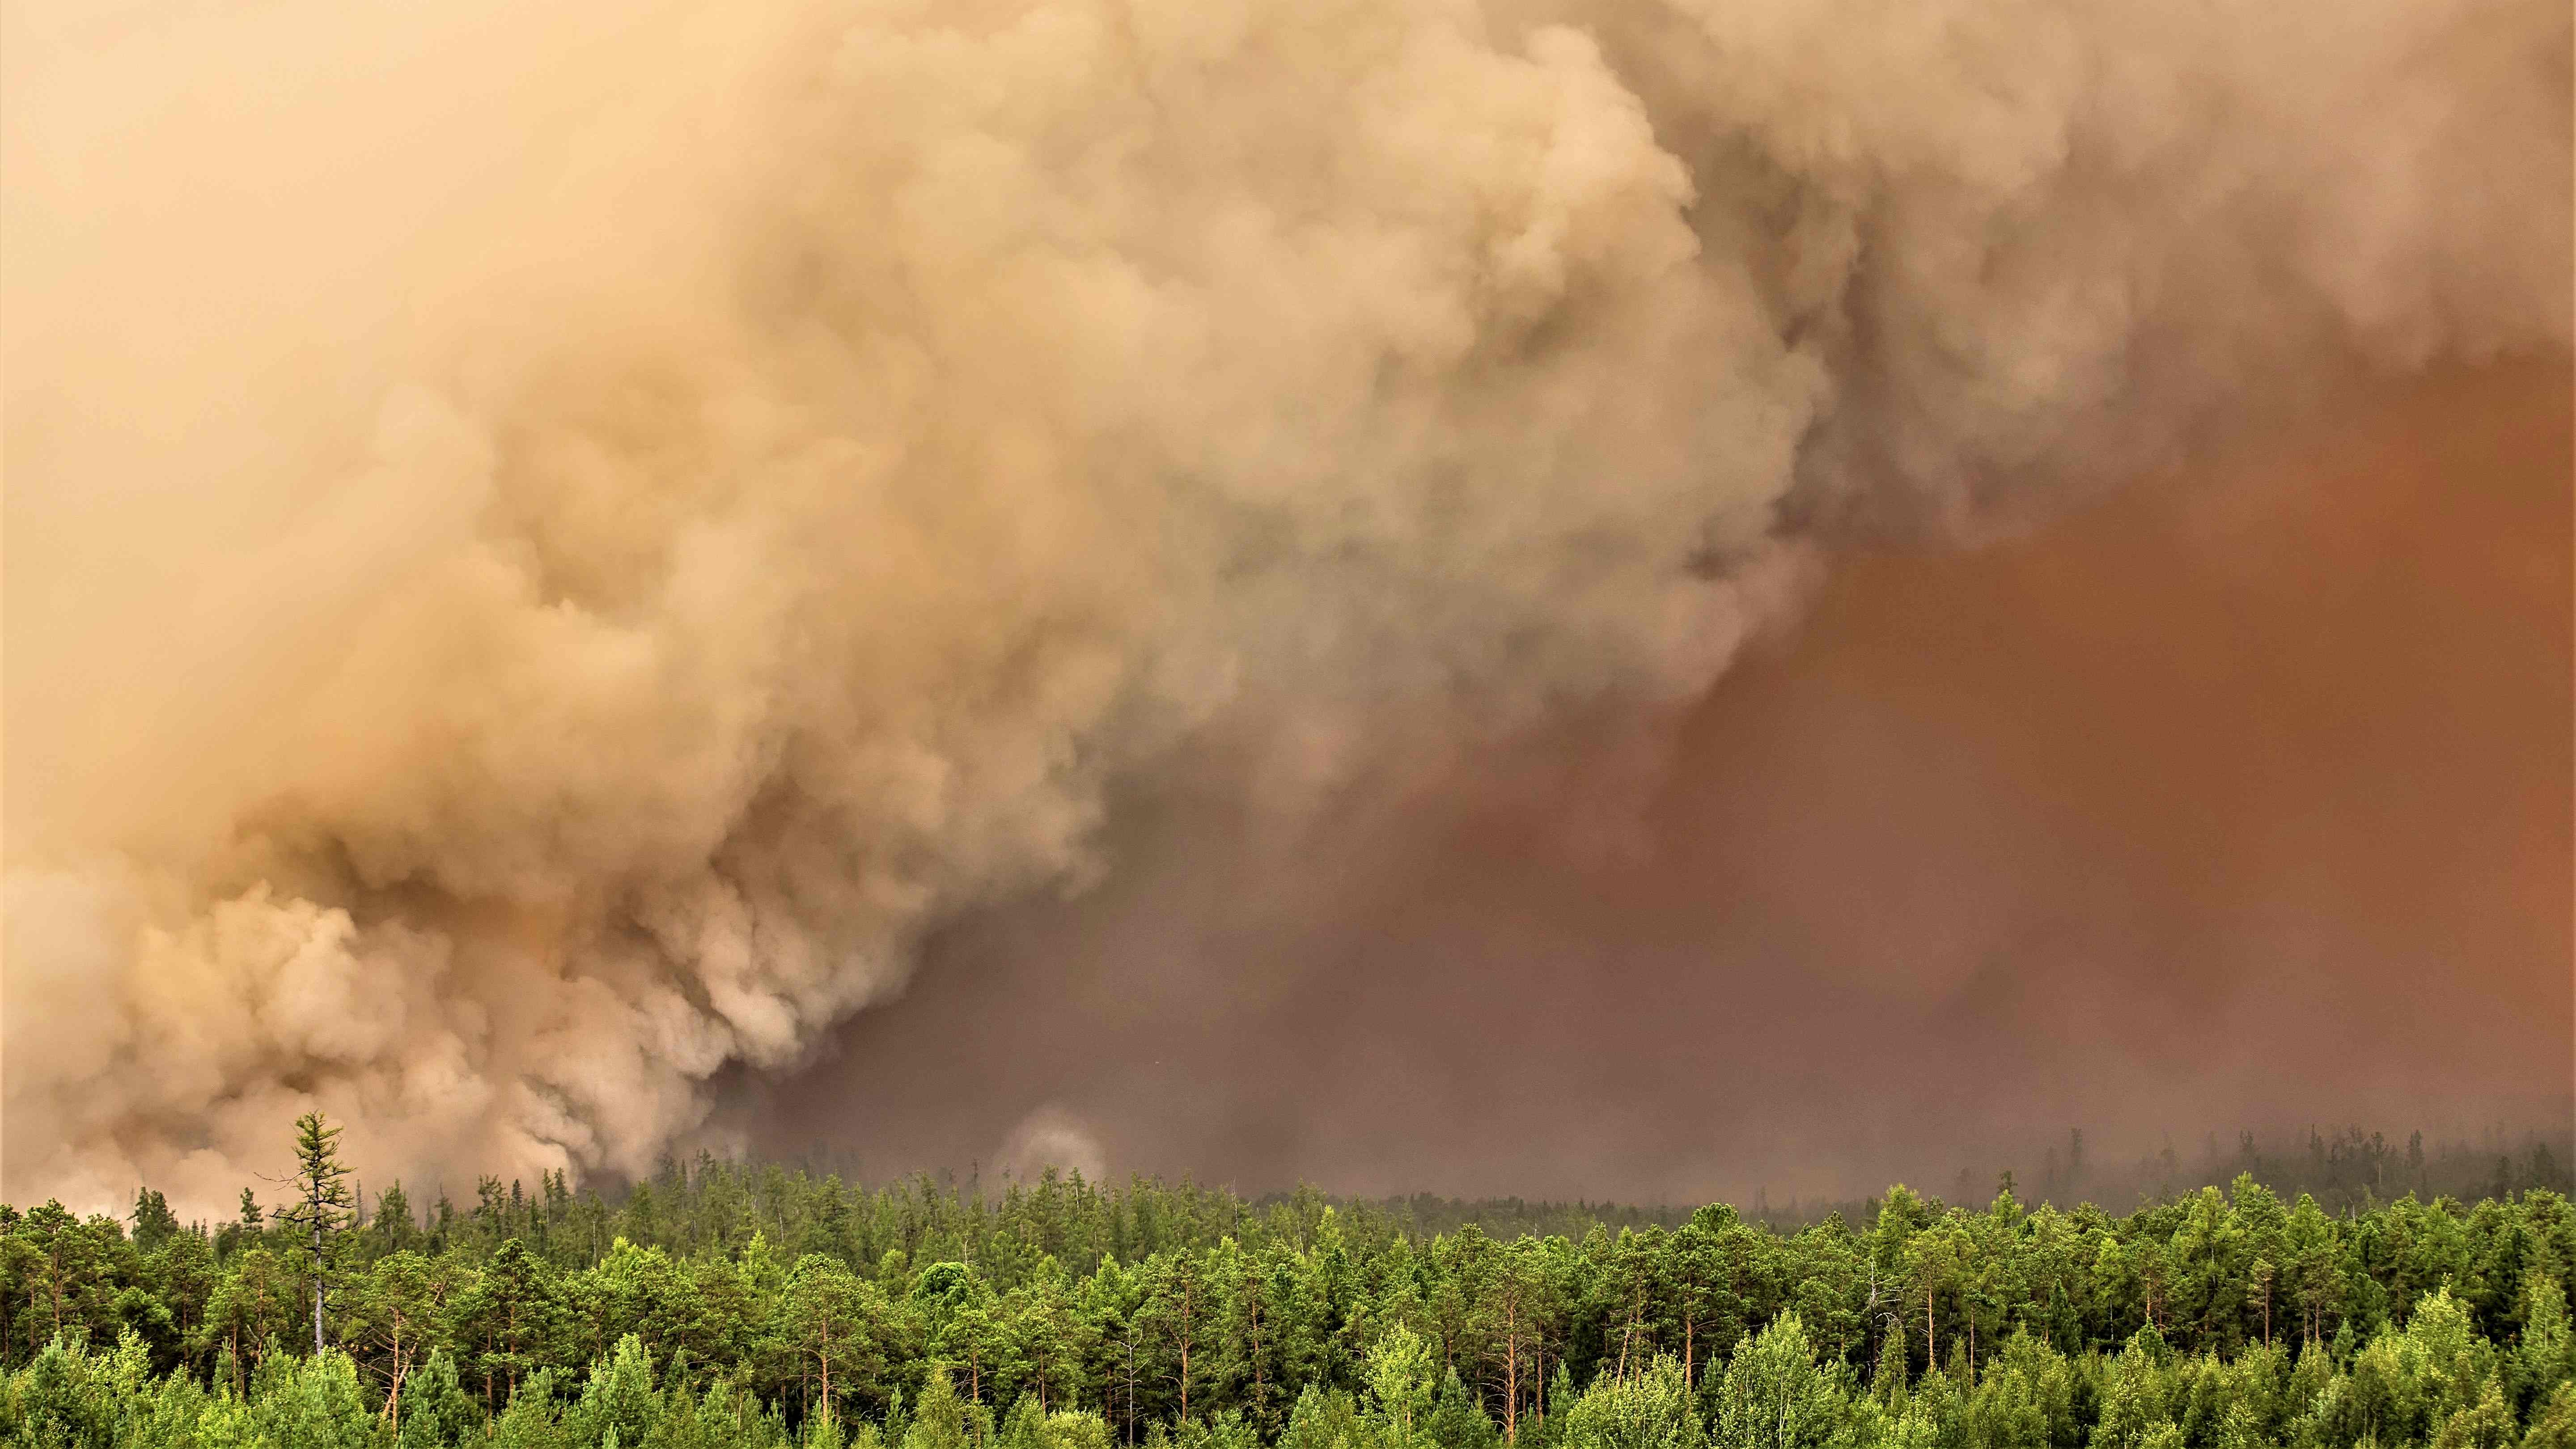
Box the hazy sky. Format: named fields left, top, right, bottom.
left=740, top=357, right=2573, bottom=1203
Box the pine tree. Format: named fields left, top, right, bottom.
left=273, top=1111, right=356, bottom=1355
left=131, top=1187, right=181, bottom=1253
left=1715, top=1313, right=1839, bottom=1449
left=376, top=1181, right=417, bottom=1254
left=398, top=1347, right=482, bottom=1448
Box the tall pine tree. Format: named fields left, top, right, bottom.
left=274, top=1111, right=356, bottom=1355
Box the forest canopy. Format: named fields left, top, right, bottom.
left=4, top=1122, right=2573, bottom=1447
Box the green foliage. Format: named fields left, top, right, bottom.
left=1711, top=1316, right=1842, bottom=1449
left=396, top=1347, right=479, bottom=1449
left=490, top=1366, right=572, bottom=1449
left=2525, top=1381, right=2576, bottom=1449
left=1280, top=1384, right=1363, bottom=1449
left=2520, top=1275, right=2576, bottom=1412
left=4, top=1147, right=2574, bottom=1447
left=1954, top=1330, right=2074, bottom=1449
left=1364, top=1325, right=1437, bottom=1442
left=566, top=1333, right=666, bottom=1448
left=246, top=1346, right=382, bottom=1449
left=1561, top=1356, right=1701, bottom=1449
left=907, top=1363, right=975, bottom=1449
left=1426, top=1367, right=1496, bottom=1449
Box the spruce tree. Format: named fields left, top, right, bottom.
left=274, top=1110, right=356, bottom=1355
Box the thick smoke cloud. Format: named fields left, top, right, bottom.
left=746, top=357, right=2568, bottom=1205
left=3, top=0, right=2565, bottom=1212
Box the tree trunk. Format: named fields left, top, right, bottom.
left=387, top=1313, right=406, bottom=1426
left=312, top=1180, right=327, bottom=1355
left=1253, top=1296, right=1266, bottom=1414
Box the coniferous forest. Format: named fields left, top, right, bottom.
left=6, top=1119, right=2574, bottom=1448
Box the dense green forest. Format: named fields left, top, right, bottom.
left=6, top=1120, right=2573, bottom=1447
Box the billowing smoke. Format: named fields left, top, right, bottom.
left=3, top=0, right=2564, bottom=1212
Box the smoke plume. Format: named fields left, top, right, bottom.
left=748, top=355, right=2567, bottom=1205
left=3, top=0, right=2565, bottom=1211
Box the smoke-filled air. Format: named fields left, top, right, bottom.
left=3, top=0, right=2567, bottom=1213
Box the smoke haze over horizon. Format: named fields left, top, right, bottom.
left=3, top=0, right=2568, bottom=1215
left=742, top=357, right=2572, bottom=1207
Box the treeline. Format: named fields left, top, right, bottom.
left=1649, top=1127, right=2572, bottom=1235
left=4, top=1144, right=2573, bottom=1446
left=1924, top=1128, right=2571, bottom=1230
